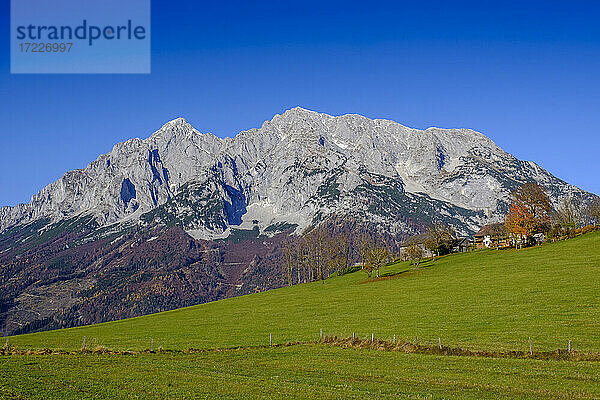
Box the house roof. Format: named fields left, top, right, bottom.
left=453, top=237, right=471, bottom=246
left=474, top=223, right=507, bottom=238
left=400, top=233, right=429, bottom=246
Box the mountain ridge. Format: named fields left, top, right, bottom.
left=0, top=107, right=592, bottom=238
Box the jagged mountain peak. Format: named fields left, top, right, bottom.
left=280, top=106, right=320, bottom=117
left=149, top=117, right=204, bottom=140
left=164, top=116, right=188, bottom=126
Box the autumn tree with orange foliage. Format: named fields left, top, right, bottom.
left=505, top=183, right=552, bottom=247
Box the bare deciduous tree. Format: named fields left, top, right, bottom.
left=586, top=198, right=600, bottom=226
left=405, top=239, right=424, bottom=268
left=282, top=238, right=295, bottom=286
left=327, top=233, right=351, bottom=275
left=555, top=197, right=580, bottom=238
left=368, top=247, right=391, bottom=278
left=358, top=233, right=375, bottom=277
left=302, top=226, right=328, bottom=283
left=295, top=237, right=306, bottom=283
left=424, top=223, right=454, bottom=262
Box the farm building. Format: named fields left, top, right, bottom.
left=474, top=223, right=509, bottom=249
left=398, top=233, right=433, bottom=260
left=452, top=237, right=473, bottom=253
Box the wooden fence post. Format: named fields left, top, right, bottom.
left=568, top=340, right=571, bottom=353
left=352, top=332, right=355, bottom=339
left=269, top=333, right=272, bottom=346
left=320, top=328, right=323, bottom=340
left=151, top=338, right=154, bottom=352
left=529, top=337, right=532, bottom=355
left=414, top=336, right=417, bottom=346
left=393, top=334, right=396, bottom=344
left=438, top=337, right=442, bottom=349
left=371, top=332, right=374, bottom=342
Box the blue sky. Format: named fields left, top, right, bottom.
left=1, top=0, right=599, bottom=206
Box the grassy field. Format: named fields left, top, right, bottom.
left=2, top=344, right=600, bottom=399
left=3, top=232, right=600, bottom=399
left=8, top=231, right=600, bottom=353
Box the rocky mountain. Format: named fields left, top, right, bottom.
left=0, top=107, right=596, bottom=335
left=0, top=107, right=591, bottom=238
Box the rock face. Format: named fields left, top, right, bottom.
left=0, top=107, right=592, bottom=238
left=0, top=107, right=597, bottom=336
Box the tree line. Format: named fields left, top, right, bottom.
left=281, top=226, right=395, bottom=285
left=281, top=221, right=462, bottom=284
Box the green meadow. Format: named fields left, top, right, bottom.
left=2, top=232, right=600, bottom=399
left=2, top=344, right=600, bottom=400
